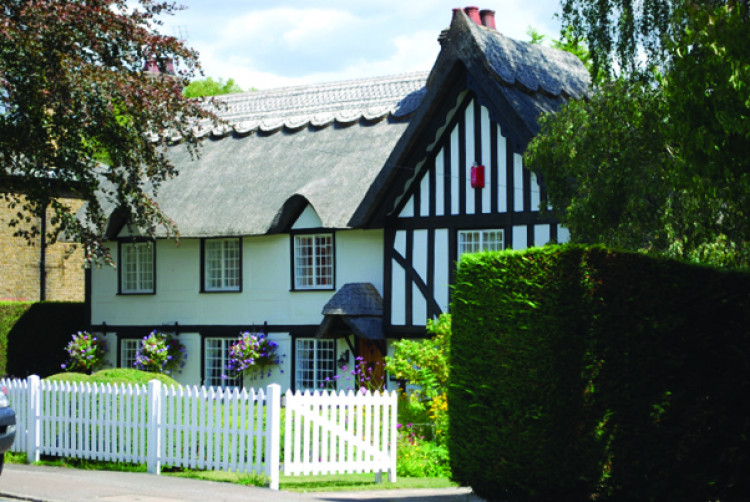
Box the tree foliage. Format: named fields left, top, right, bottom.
left=183, top=77, right=245, bottom=98
left=527, top=79, right=673, bottom=253
left=560, top=0, right=674, bottom=79
left=0, top=0, right=216, bottom=262
left=527, top=1, right=750, bottom=267
left=386, top=314, right=451, bottom=400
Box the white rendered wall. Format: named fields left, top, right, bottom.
left=91, top=229, right=384, bottom=327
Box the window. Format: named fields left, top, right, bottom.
left=203, top=238, right=241, bottom=292
left=120, top=338, right=140, bottom=369
left=293, top=234, right=334, bottom=290
left=120, top=241, right=155, bottom=294
left=295, top=339, right=335, bottom=391
left=204, top=338, right=241, bottom=388
left=458, top=229, right=504, bottom=259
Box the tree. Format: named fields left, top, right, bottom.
left=559, top=0, right=674, bottom=79
left=183, top=77, right=245, bottom=98
left=526, top=1, right=750, bottom=267
left=0, top=0, right=216, bottom=263
left=526, top=79, right=674, bottom=254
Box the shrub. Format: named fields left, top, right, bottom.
left=61, top=331, right=108, bottom=373
left=3, top=302, right=85, bottom=377
left=134, top=331, right=186, bottom=375
left=450, top=245, right=750, bottom=501
left=397, top=423, right=451, bottom=478
left=48, top=368, right=180, bottom=387
left=386, top=314, right=450, bottom=400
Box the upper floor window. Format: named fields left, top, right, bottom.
left=458, top=229, right=504, bottom=259
left=119, top=241, right=155, bottom=294
left=293, top=233, right=334, bottom=290
left=202, top=238, right=241, bottom=292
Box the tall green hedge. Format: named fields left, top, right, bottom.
left=0, top=302, right=86, bottom=378
left=449, top=245, right=750, bottom=502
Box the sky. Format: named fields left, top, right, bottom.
left=157, top=1, right=565, bottom=91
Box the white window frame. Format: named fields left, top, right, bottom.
left=295, top=338, right=335, bottom=391
left=204, top=337, right=241, bottom=388
left=120, top=338, right=140, bottom=369
left=120, top=241, right=155, bottom=294
left=458, top=229, right=505, bottom=259
left=203, top=238, right=241, bottom=292
left=293, top=233, right=334, bottom=290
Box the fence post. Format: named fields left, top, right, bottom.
left=147, top=379, right=162, bottom=475
left=388, top=390, right=398, bottom=482
left=25, top=375, right=41, bottom=463
left=264, top=384, right=281, bottom=490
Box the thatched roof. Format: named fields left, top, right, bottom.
left=111, top=73, right=428, bottom=238
left=107, top=9, right=590, bottom=238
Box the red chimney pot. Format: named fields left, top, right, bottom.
left=480, top=9, right=496, bottom=29
left=464, top=6, right=481, bottom=25
left=144, top=58, right=159, bottom=74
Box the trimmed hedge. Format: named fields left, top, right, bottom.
left=449, top=245, right=750, bottom=502
left=1, top=302, right=86, bottom=378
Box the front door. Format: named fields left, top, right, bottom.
left=356, top=338, right=386, bottom=391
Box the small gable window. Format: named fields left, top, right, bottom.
left=458, top=229, right=504, bottom=259
left=202, top=238, right=242, bottom=292
left=293, top=233, right=334, bottom=290
left=119, top=241, right=155, bottom=294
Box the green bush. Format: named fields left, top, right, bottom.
left=397, top=425, right=451, bottom=478
left=47, top=368, right=180, bottom=387
left=2, top=302, right=85, bottom=378
left=0, top=301, right=33, bottom=375
left=449, top=245, right=750, bottom=502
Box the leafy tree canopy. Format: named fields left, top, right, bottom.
left=183, top=77, right=245, bottom=98
left=0, top=0, right=217, bottom=263
left=527, top=1, right=750, bottom=268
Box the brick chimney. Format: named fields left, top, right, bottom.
left=463, top=6, right=481, bottom=24
left=480, top=9, right=496, bottom=29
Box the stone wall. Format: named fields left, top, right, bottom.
left=0, top=198, right=85, bottom=301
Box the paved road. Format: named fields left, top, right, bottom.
left=0, top=464, right=482, bottom=502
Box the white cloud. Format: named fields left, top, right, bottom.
left=163, top=0, right=565, bottom=90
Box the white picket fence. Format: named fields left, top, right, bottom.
left=0, top=376, right=398, bottom=489
left=284, top=389, right=398, bottom=481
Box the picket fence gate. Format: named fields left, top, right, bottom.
left=0, top=376, right=398, bottom=490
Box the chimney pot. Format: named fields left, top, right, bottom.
left=162, top=58, right=176, bottom=75
left=464, top=6, right=481, bottom=25
left=480, top=9, right=496, bottom=29
left=144, top=58, right=159, bottom=74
